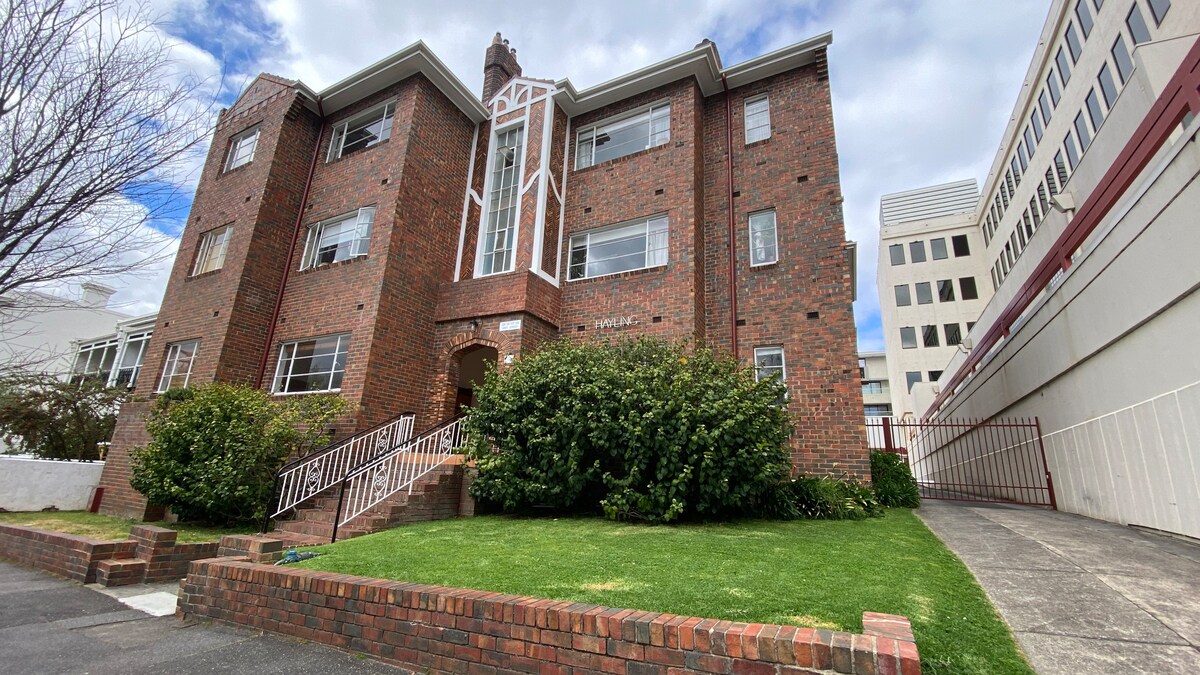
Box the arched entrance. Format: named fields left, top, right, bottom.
left=454, top=344, right=498, bottom=414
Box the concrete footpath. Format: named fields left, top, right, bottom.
left=0, top=560, right=405, bottom=675
left=918, top=501, right=1200, bottom=674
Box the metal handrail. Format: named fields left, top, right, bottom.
left=277, top=410, right=416, bottom=472
left=331, top=414, right=467, bottom=542
left=265, top=412, right=416, bottom=526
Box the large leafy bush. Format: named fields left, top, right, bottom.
left=130, top=384, right=349, bottom=524
left=870, top=450, right=921, bottom=508
left=464, top=338, right=792, bottom=522
left=0, top=373, right=126, bottom=460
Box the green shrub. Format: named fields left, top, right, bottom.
left=0, top=373, right=127, bottom=460
left=129, top=383, right=349, bottom=525
left=762, top=476, right=883, bottom=520
left=870, top=450, right=921, bottom=508
left=465, top=337, right=792, bottom=523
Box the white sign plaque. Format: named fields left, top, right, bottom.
left=498, top=319, right=522, bottom=332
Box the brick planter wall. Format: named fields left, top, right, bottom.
left=179, top=558, right=921, bottom=674
left=0, top=523, right=218, bottom=586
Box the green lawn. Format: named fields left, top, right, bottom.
left=295, top=510, right=1030, bottom=674
left=0, top=511, right=254, bottom=543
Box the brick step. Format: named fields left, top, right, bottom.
left=273, top=519, right=369, bottom=540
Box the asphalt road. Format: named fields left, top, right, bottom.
left=0, top=560, right=406, bottom=675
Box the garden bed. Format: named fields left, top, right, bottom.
left=293, top=510, right=1031, bottom=674
left=0, top=511, right=252, bottom=543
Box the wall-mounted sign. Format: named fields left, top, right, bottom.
left=595, top=316, right=639, bottom=330
left=498, top=319, right=522, bottom=332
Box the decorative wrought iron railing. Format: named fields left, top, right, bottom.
left=268, top=413, right=415, bottom=521
left=332, top=414, right=467, bottom=541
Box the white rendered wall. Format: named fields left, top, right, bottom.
left=0, top=457, right=104, bottom=511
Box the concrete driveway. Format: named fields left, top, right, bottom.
left=0, top=560, right=405, bottom=675
left=918, top=501, right=1200, bottom=674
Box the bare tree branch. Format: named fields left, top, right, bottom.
left=0, top=0, right=213, bottom=299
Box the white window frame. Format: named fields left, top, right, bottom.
left=744, top=95, right=771, bottom=144
left=191, top=224, right=232, bottom=276
left=115, top=331, right=151, bottom=388
left=753, top=346, right=787, bottom=402
left=156, top=340, right=199, bottom=393
left=71, top=338, right=119, bottom=385
left=224, top=126, right=259, bottom=172
left=327, top=100, right=396, bottom=161
left=300, top=207, right=375, bottom=270
left=575, top=101, right=671, bottom=170
left=476, top=123, right=525, bottom=277
left=271, top=333, right=351, bottom=395
left=567, top=214, right=668, bottom=281
left=748, top=209, right=778, bottom=266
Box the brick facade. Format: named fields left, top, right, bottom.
left=179, top=558, right=921, bottom=674
left=99, top=34, right=866, bottom=518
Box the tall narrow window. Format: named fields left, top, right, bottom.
left=895, top=284, right=911, bottom=307
left=753, top=347, right=787, bottom=404
left=115, top=332, right=151, bottom=388
left=1039, top=90, right=1053, bottom=125
left=157, top=340, right=199, bottom=393
left=1112, top=35, right=1134, bottom=84
left=748, top=210, right=779, bottom=265
left=224, top=127, right=259, bottom=172
left=905, top=372, right=921, bottom=393
left=889, top=244, right=905, bottom=265
left=1075, top=0, right=1094, bottom=37
left=922, top=325, right=940, bottom=348
left=568, top=215, right=668, bottom=280
left=952, top=234, right=970, bottom=257
left=272, top=334, right=350, bottom=394
left=575, top=103, right=670, bottom=169
left=1086, top=89, right=1105, bottom=130
left=1031, top=112, right=1043, bottom=143
left=910, top=240, right=927, bottom=263
left=1065, top=24, right=1083, bottom=62
left=959, top=277, right=979, bottom=300
left=1047, top=71, right=1062, bottom=106
left=744, top=96, right=771, bottom=144
left=915, top=282, right=933, bottom=305
left=1055, top=148, right=1071, bottom=183
left=937, top=279, right=955, bottom=302
left=1127, top=4, right=1151, bottom=44
left=930, top=238, right=948, bottom=260
left=1056, top=48, right=1072, bottom=87
left=900, top=328, right=917, bottom=349
left=192, top=225, right=231, bottom=276
left=1017, top=140, right=1028, bottom=172
left=945, top=323, right=963, bottom=347
left=1147, top=0, right=1170, bottom=26
left=328, top=101, right=395, bottom=160
left=1098, top=64, right=1119, bottom=108
left=301, top=207, right=375, bottom=269
left=481, top=126, right=524, bottom=275
left=1038, top=182, right=1051, bottom=214
left=1074, top=111, right=1092, bottom=151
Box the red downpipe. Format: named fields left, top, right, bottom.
left=255, top=97, right=325, bottom=387
left=722, top=74, right=738, bottom=359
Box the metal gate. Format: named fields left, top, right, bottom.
left=866, top=417, right=1056, bottom=508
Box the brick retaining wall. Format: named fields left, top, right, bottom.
left=0, top=523, right=218, bottom=586
left=179, top=558, right=921, bottom=674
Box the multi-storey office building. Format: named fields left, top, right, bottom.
left=875, top=180, right=992, bottom=420
left=927, top=1, right=1200, bottom=538
left=858, top=351, right=892, bottom=419
left=97, top=33, right=866, bottom=519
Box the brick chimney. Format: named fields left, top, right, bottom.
left=482, top=32, right=522, bottom=104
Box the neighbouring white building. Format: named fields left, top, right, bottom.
left=0, top=283, right=131, bottom=375
left=69, top=312, right=158, bottom=389
left=876, top=180, right=993, bottom=420
left=923, top=0, right=1200, bottom=539
left=858, top=351, right=891, bottom=418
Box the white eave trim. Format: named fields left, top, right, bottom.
left=295, top=41, right=489, bottom=123
left=552, top=32, right=832, bottom=117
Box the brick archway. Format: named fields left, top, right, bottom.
left=428, top=330, right=510, bottom=423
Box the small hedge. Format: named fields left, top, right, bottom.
left=870, top=450, right=921, bottom=508
left=760, top=476, right=883, bottom=520
left=465, top=338, right=792, bottom=523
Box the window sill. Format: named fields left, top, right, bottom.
left=572, top=142, right=670, bottom=175
left=749, top=259, right=779, bottom=270
left=327, top=138, right=390, bottom=165
left=219, top=162, right=254, bottom=178
left=272, top=388, right=343, bottom=397
left=744, top=136, right=772, bottom=149
left=567, top=263, right=667, bottom=284
left=186, top=268, right=223, bottom=281
left=297, top=254, right=369, bottom=275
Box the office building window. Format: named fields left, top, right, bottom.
left=1099, top=64, right=1119, bottom=108
left=576, top=103, right=670, bottom=169
left=744, top=96, right=771, bottom=144
left=1064, top=131, right=1081, bottom=169
left=1147, top=0, right=1170, bottom=25
left=900, top=327, right=917, bottom=349
left=1076, top=0, right=1094, bottom=37
left=909, top=240, right=927, bottom=263
left=224, top=127, right=259, bottom=172
left=862, top=380, right=885, bottom=395
left=1018, top=140, right=1029, bottom=171
left=191, top=225, right=231, bottom=276
left=1056, top=48, right=1072, bottom=86
left=1011, top=157, right=1022, bottom=185
left=865, top=404, right=892, bottom=417
left=959, top=277, right=979, bottom=300
left=1112, top=35, right=1134, bottom=84
left=1039, top=90, right=1053, bottom=125
left=937, top=279, right=955, bottom=302
left=157, top=340, right=199, bottom=393
left=1048, top=72, right=1062, bottom=107
left=1086, top=89, right=1105, bottom=130
left=895, top=284, right=911, bottom=307
left=952, top=234, right=970, bottom=257
left=328, top=101, right=395, bottom=161
left=568, top=215, right=668, bottom=280
left=1055, top=148, right=1071, bottom=183
left=1031, top=112, right=1043, bottom=143
left=929, top=237, right=947, bottom=260
left=944, top=324, right=962, bottom=347
left=968, top=321, right=976, bottom=331
left=1065, top=24, right=1083, bottom=62
left=1127, top=4, right=1151, bottom=44
left=889, top=244, right=905, bottom=265
left=272, top=334, right=350, bottom=394
left=928, top=370, right=943, bottom=382
left=748, top=210, right=778, bottom=265
left=905, top=371, right=922, bottom=393
left=1075, top=111, right=1092, bottom=151
left=922, top=325, right=940, bottom=348
left=301, top=207, right=375, bottom=270
left=915, top=282, right=933, bottom=305
left=480, top=126, right=524, bottom=275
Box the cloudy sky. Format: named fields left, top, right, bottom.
left=106, top=0, right=1049, bottom=351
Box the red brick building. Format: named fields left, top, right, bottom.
left=98, top=33, right=866, bottom=519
